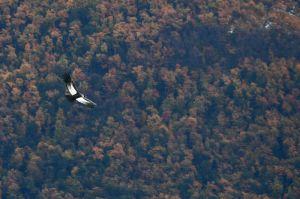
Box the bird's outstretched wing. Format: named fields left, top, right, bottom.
left=63, top=73, right=97, bottom=108
left=76, top=96, right=97, bottom=108
left=63, top=73, right=78, bottom=96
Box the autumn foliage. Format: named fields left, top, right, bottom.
left=0, top=0, right=300, bottom=198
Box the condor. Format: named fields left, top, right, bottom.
left=63, top=73, right=96, bottom=108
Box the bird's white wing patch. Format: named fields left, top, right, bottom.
left=76, top=97, right=89, bottom=104
left=76, top=96, right=96, bottom=107
left=67, top=83, right=77, bottom=95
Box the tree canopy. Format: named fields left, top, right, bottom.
left=0, top=0, right=300, bottom=198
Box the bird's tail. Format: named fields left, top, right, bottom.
left=63, top=73, right=72, bottom=84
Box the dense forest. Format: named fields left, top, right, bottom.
left=1, top=0, right=300, bottom=198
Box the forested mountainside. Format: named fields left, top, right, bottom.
left=1, top=0, right=300, bottom=198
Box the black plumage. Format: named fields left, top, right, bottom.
left=63, top=73, right=96, bottom=108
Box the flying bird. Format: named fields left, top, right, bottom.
left=63, top=73, right=96, bottom=108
